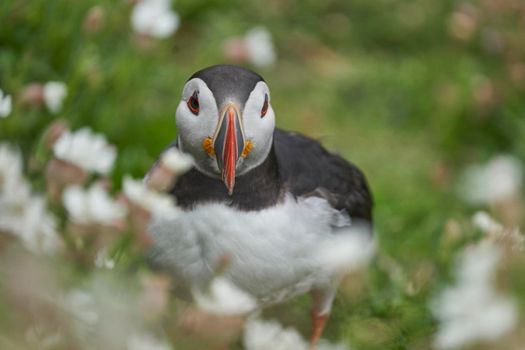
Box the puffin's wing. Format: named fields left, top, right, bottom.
left=273, top=128, right=373, bottom=224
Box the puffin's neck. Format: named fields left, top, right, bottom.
left=170, top=144, right=282, bottom=211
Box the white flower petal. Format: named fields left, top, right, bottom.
left=0, top=144, right=62, bottom=254
left=160, top=147, right=194, bottom=175
left=127, top=332, right=172, bottom=350
left=192, top=276, right=257, bottom=315
left=245, top=27, right=277, bottom=67
left=315, top=225, right=375, bottom=275
left=471, top=211, right=502, bottom=233
left=0, top=143, right=23, bottom=189
left=131, top=0, right=180, bottom=39
left=243, top=318, right=308, bottom=350
left=43, top=81, right=67, bottom=113
left=63, top=184, right=126, bottom=225
left=66, top=290, right=99, bottom=325
left=459, top=154, right=523, bottom=205
left=431, top=242, right=518, bottom=349
left=0, top=89, right=12, bottom=118
left=53, top=127, right=117, bottom=175
left=123, top=176, right=178, bottom=217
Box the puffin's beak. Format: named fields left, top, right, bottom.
left=213, top=103, right=245, bottom=195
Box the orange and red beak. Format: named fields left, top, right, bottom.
left=213, top=103, right=245, bottom=195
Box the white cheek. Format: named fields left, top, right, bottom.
left=247, top=111, right=274, bottom=148
left=243, top=99, right=274, bottom=143
left=175, top=81, right=220, bottom=175
left=240, top=99, right=275, bottom=175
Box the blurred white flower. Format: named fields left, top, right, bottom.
left=0, top=191, right=62, bottom=255
left=144, top=147, right=193, bottom=192
left=459, top=155, right=523, bottom=205
left=431, top=242, right=518, bottom=349
left=472, top=211, right=502, bottom=233
left=192, top=276, right=257, bottom=315
left=53, top=127, right=117, bottom=175
left=243, top=318, right=308, bottom=350
left=0, top=144, right=62, bottom=254
left=66, top=289, right=99, bottom=325
left=160, top=147, right=194, bottom=175
left=94, top=249, right=116, bottom=270
left=0, top=144, right=30, bottom=212
left=63, top=183, right=127, bottom=226
left=20, top=196, right=62, bottom=254
left=245, top=27, right=277, bottom=67
left=0, top=143, right=23, bottom=188
left=123, top=176, right=178, bottom=217
left=64, top=275, right=148, bottom=349
left=472, top=211, right=524, bottom=251
left=315, top=226, right=375, bottom=275
left=0, top=88, right=12, bottom=118
left=131, top=0, right=180, bottom=39
left=43, top=81, right=67, bottom=113
left=127, top=332, right=172, bottom=350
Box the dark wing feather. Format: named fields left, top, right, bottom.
left=274, top=129, right=373, bottom=224
left=150, top=129, right=373, bottom=222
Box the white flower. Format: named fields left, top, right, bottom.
left=315, top=226, right=375, bottom=275
left=192, top=276, right=257, bottom=315
left=127, top=332, right=172, bottom=350
left=459, top=154, right=523, bottom=205
left=0, top=192, right=62, bottom=255
left=20, top=196, right=62, bottom=254
left=0, top=89, right=12, bottom=118
left=53, top=127, right=117, bottom=175
left=131, top=0, right=180, bottom=39
left=0, top=143, right=23, bottom=189
left=43, top=81, right=67, bottom=113
left=471, top=211, right=524, bottom=251
left=66, top=290, right=99, bottom=325
left=160, top=147, right=194, bottom=175
left=243, top=318, right=308, bottom=350
left=63, top=183, right=127, bottom=225
left=0, top=144, right=62, bottom=254
left=472, top=211, right=502, bottom=233
left=94, top=249, right=116, bottom=269
left=0, top=144, right=30, bottom=213
left=245, top=27, right=277, bottom=67
left=64, top=276, right=141, bottom=348
left=123, top=176, right=178, bottom=217
left=431, top=242, right=518, bottom=349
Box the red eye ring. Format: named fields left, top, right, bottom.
left=261, top=94, right=269, bottom=118
left=187, top=91, right=199, bottom=115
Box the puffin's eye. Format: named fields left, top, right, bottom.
left=187, top=91, right=199, bottom=115
left=261, top=94, right=269, bottom=118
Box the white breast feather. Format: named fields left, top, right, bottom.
left=148, top=194, right=353, bottom=305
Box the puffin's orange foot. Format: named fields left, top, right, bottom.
left=310, top=312, right=329, bottom=350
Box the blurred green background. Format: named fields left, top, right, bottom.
left=1, top=0, right=525, bottom=349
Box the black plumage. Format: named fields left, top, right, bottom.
left=169, top=128, right=373, bottom=224
left=190, top=65, right=264, bottom=110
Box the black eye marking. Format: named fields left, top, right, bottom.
left=261, top=93, right=269, bottom=118
left=187, top=90, right=199, bottom=115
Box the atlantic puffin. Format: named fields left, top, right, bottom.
left=147, top=64, right=373, bottom=348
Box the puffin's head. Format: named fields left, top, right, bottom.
left=176, top=65, right=275, bottom=195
